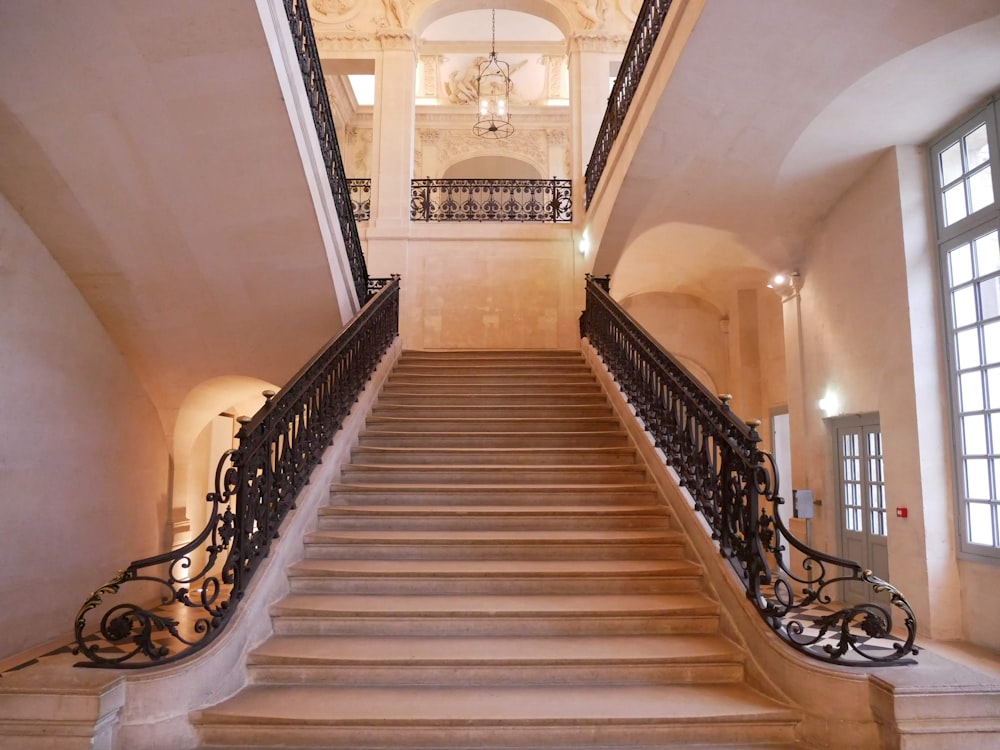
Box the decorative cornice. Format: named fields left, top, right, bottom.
left=569, top=32, right=629, bottom=52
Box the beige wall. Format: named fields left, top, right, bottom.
left=367, top=225, right=581, bottom=350
left=785, top=148, right=971, bottom=641
left=0, top=195, right=169, bottom=660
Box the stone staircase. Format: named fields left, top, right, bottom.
left=193, top=349, right=805, bottom=749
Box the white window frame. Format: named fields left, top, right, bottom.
left=931, top=95, right=1000, bottom=562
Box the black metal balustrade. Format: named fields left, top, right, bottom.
left=411, top=178, right=572, bottom=222
left=74, top=279, right=400, bottom=668
left=581, top=276, right=918, bottom=664
left=284, top=0, right=370, bottom=304
left=585, top=0, right=673, bottom=208
left=348, top=179, right=371, bottom=222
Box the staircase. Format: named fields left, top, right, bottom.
left=194, top=350, right=804, bottom=749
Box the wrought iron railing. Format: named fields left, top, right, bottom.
left=585, top=0, right=673, bottom=208
left=411, top=178, right=572, bottom=222
left=284, top=0, right=370, bottom=304
left=581, top=276, right=918, bottom=664
left=348, top=178, right=371, bottom=221
left=74, top=278, right=400, bottom=668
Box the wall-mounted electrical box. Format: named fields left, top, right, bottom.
left=792, top=489, right=815, bottom=519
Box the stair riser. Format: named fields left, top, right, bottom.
left=378, top=393, right=607, bottom=406
left=287, top=576, right=704, bottom=596
left=302, top=542, right=685, bottom=561
left=339, top=467, right=649, bottom=484
left=357, top=432, right=631, bottom=448
left=371, top=405, right=613, bottom=419
left=196, top=721, right=796, bottom=749
left=390, top=367, right=594, bottom=378
left=381, top=383, right=604, bottom=396
left=246, top=662, right=744, bottom=688
left=364, top=418, right=623, bottom=433
left=316, top=516, right=670, bottom=532
left=329, top=489, right=660, bottom=506
left=270, top=615, right=721, bottom=637
left=386, top=376, right=600, bottom=388
left=348, top=449, right=640, bottom=466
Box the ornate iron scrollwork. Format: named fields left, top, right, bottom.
left=586, top=0, right=674, bottom=208
left=74, top=280, right=401, bottom=668
left=283, top=0, right=370, bottom=303
left=411, top=178, right=572, bottom=222
left=348, top=179, right=371, bottom=222
left=581, top=276, right=918, bottom=665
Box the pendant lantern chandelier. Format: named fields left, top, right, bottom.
left=473, top=9, right=514, bottom=139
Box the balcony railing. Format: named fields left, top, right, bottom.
left=411, top=178, right=572, bottom=222
left=284, top=0, right=370, bottom=304
left=585, top=0, right=674, bottom=208
left=348, top=179, right=371, bottom=222
left=74, top=279, right=400, bottom=668
left=581, top=275, right=918, bottom=665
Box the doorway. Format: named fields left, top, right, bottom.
left=832, top=413, right=889, bottom=604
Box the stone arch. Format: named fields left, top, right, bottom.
left=442, top=153, right=545, bottom=179
left=414, top=0, right=573, bottom=39
left=170, top=375, right=278, bottom=548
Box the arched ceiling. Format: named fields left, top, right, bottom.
left=596, top=0, right=1000, bottom=284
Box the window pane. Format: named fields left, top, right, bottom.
left=986, top=321, right=1000, bottom=364
left=957, top=328, right=982, bottom=369
left=941, top=140, right=964, bottom=184
left=966, top=458, right=991, bottom=499
left=968, top=502, right=995, bottom=545
left=981, top=277, right=1000, bottom=321
left=964, top=414, right=988, bottom=454
left=970, top=166, right=995, bottom=214
left=953, top=284, right=978, bottom=326
left=974, top=231, right=1000, bottom=275
left=871, top=509, right=887, bottom=537
left=950, top=243, right=974, bottom=285
left=944, top=183, right=968, bottom=226
left=966, top=123, right=990, bottom=170
left=961, top=371, right=985, bottom=411
left=988, top=368, right=1000, bottom=409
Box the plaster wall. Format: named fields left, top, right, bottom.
left=0, top=195, right=169, bottom=660
left=789, top=148, right=958, bottom=638
left=619, top=291, right=728, bottom=392
left=367, top=225, right=579, bottom=350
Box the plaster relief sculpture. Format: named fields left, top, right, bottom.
left=575, top=0, right=607, bottom=29
left=444, top=58, right=484, bottom=104
left=381, top=0, right=410, bottom=28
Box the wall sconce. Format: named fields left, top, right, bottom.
left=818, top=390, right=840, bottom=417
left=579, top=232, right=590, bottom=256
left=767, top=271, right=802, bottom=299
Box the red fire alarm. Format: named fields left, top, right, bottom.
left=895, top=507, right=908, bottom=518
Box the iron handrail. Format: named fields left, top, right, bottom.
left=284, top=0, right=370, bottom=304
left=74, top=278, right=400, bottom=668
left=585, top=0, right=673, bottom=208
left=411, top=178, right=572, bottom=222
left=581, top=275, right=918, bottom=664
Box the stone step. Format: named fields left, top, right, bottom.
left=391, top=364, right=593, bottom=377
left=338, top=463, right=648, bottom=485
left=365, top=415, right=623, bottom=432
left=193, top=684, right=799, bottom=748
left=269, top=592, right=721, bottom=637
left=356, top=430, right=631, bottom=448
left=245, top=634, right=744, bottom=687
left=386, top=374, right=600, bottom=388
left=349, top=445, right=639, bottom=466
left=400, top=349, right=583, bottom=362
left=377, top=391, right=608, bottom=406
left=381, top=380, right=606, bottom=395
left=302, top=528, right=686, bottom=561
left=371, top=402, right=613, bottom=419
left=286, top=558, right=704, bottom=595
left=329, top=483, right=660, bottom=506
left=316, top=504, right=669, bottom=532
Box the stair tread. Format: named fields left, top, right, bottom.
left=306, top=529, right=681, bottom=542
left=248, top=634, right=741, bottom=665
left=273, top=593, right=718, bottom=616
left=319, top=504, right=662, bottom=516
left=288, top=559, right=700, bottom=576
left=196, top=684, right=796, bottom=724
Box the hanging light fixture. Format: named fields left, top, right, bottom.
left=473, top=9, right=514, bottom=139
